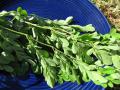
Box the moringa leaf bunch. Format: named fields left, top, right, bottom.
left=0, top=7, right=120, bottom=88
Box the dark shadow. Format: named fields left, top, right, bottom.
left=0, top=72, right=45, bottom=90
left=0, top=74, right=25, bottom=90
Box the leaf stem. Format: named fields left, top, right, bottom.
left=0, top=24, right=73, bottom=60
left=25, top=21, right=71, bottom=35
left=0, top=25, right=27, bottom=36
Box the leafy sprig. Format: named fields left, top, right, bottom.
left=0, top=7, right=120, bottom=88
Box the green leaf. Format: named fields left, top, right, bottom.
left=0, top=11, right=9, bottom=16
left=33, top=65, right=40, bottom=73
left=87, top=48, right=94, bottom=56
left=94, top=81, right=101, bottom=85
left=82, top=71, right=90, bottom=82
left=79, top=34, right=93, bottom=41
left=53, top=20, right=67, bottom=25
left=95, top=60, right=103, bottom=66
left=46, top=76, right=55, bottom=88
left=88, top=65, right=97, bottom=70
left=60, top=38, right=69, bottom=47
left=110, top=73, right=120, bottom=80
left=41, top=59, right=47, bottom=69
left=112, top=80, right=120, bottom=84
left=72, top=43, right=78, bottom=54
left=84, top=55, right=93, bottom=64
left=110, top=28, right=120, bottom=39
left=96, top=45, right=120, bottom=50
left=51, top=32, right=57, bottom=41
left=21, top=10, right=28, bottom=16
left=56, top=42, right=59, bottom=48
left=17, top=7, right=22, bottom=13
left=81, top=24, right=95, bottom=32
left=53, top=55, right=59, bottom=65
left=87, top=71, right=108, bottom=84
left=99, top=66, right=116, bottom=74
left=15, top=15, right=20, bottom=20
left=112, top=55, right=120, bottom=69
left=39, top=50, right=49, bottom=58
left=65, top=16, right=73, bottom=24
left=71, top=24, right=95, bottom=32
left=110, top=28, right=117, bottom=35
left=59, top=54, right=67, bottom=63
left=71, top=69, right=80, bottom=83
left=58, top=76, right=64, bottom=84
left=98, top=50, right=112, bottom=65
left=4, top=65, right=14, bottom=72
left=78, top=61, right=90, bottom=82
left=27, top=59, right=36, bottom=69
left=101, top=83, right=107, bottom=88
left=63, top=47, right=70, bottom=55
left=69, top=74, right=76, bottom=82
left=45, top=58, right=56, bottom=66
left=0, top=52, right=14, bottom=64
left=65, top=64, right=71, bottom=75
left=107, top=45, right=120, bottom=50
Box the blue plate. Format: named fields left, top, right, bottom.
left=0, top=0, right=110, bottom=90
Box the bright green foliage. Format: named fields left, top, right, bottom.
left=0, top=7, right=120, bottom=88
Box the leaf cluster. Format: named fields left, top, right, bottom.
left=0, top=7, right=120, bottom=88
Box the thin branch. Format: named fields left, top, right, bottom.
left=25, top=21, right=71, bottom=35
left=0, top=25, right=27, bottom=36
left=2, top=24, right=75, bottom=62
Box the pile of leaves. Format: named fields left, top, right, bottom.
left=0, top=7, right=120, bottom=88
left=92, top=0, right=120, bottom=31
